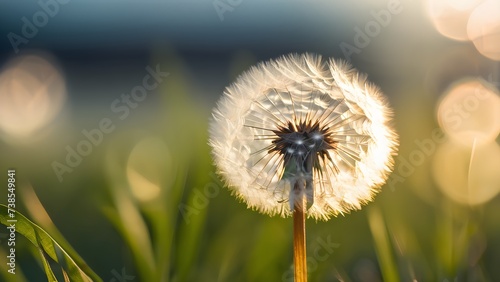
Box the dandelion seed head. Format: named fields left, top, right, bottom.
left=209, top=53, right=398, bottom=220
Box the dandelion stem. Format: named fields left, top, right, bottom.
left=293, top=192, right=307, bottom=282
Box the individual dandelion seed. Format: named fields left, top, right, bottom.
left=209, top=53, right=398, bottom=282
left=209, top=53, right=398, bottom=220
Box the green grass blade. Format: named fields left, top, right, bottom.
left=368, top=207, right=399, bottom=282
left=35, top=242, right=58, bottom=282
left=20, top=183, right=102, bottom=280
left=0, top=204, right=102, bottom=282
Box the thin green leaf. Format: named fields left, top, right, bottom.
left=368, top=207, right=399, bottom=282
left=36, top=242, right=58, bottom=282
left=0, top=204, right=102, bottom=282
left=21, top=184, right=99, bottom=282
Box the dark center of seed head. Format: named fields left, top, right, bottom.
left=270, top=120, right=336, bottom=174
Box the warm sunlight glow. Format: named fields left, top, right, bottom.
left=467, top=0, right=500, bottom=61
left=126, top=137, right=171, bottom=202
left=433, top=141, right=500, bottom=205
left=426, top=0, right=483, bottom=41
left=437, top=79, right=500, bottom=147
left=0, top=54, right=66, bottom=140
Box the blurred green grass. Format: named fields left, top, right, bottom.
left=0, top=48, right=499, bottom=282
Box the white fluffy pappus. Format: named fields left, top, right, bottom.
left=209, top=53, right=398, bottom=220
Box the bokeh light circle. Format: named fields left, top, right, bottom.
left=426, top=0, right=483, bottom=41
left=433, top=140, right=500, bottom=205
left=126, top=137, right=172, bottom=202
left=0, top=53, right=66, bottom=140
left=467, top=0, right=500, bottom=61
left=437, top=79, right=500, bottom=146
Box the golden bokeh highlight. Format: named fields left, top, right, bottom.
left=426, top=0, right=483, bottom=41
left=0, top=54, right=66, bottom=140
left=126, top=137, right=172, bottom=202
left=437, top=79, right=500, bottom=146
left=432, top=140, right=500, bottom=205
left=467, top=0, right=500, bottom=61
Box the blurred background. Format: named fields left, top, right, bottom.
left=0, top=0, right=499, bottom=281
